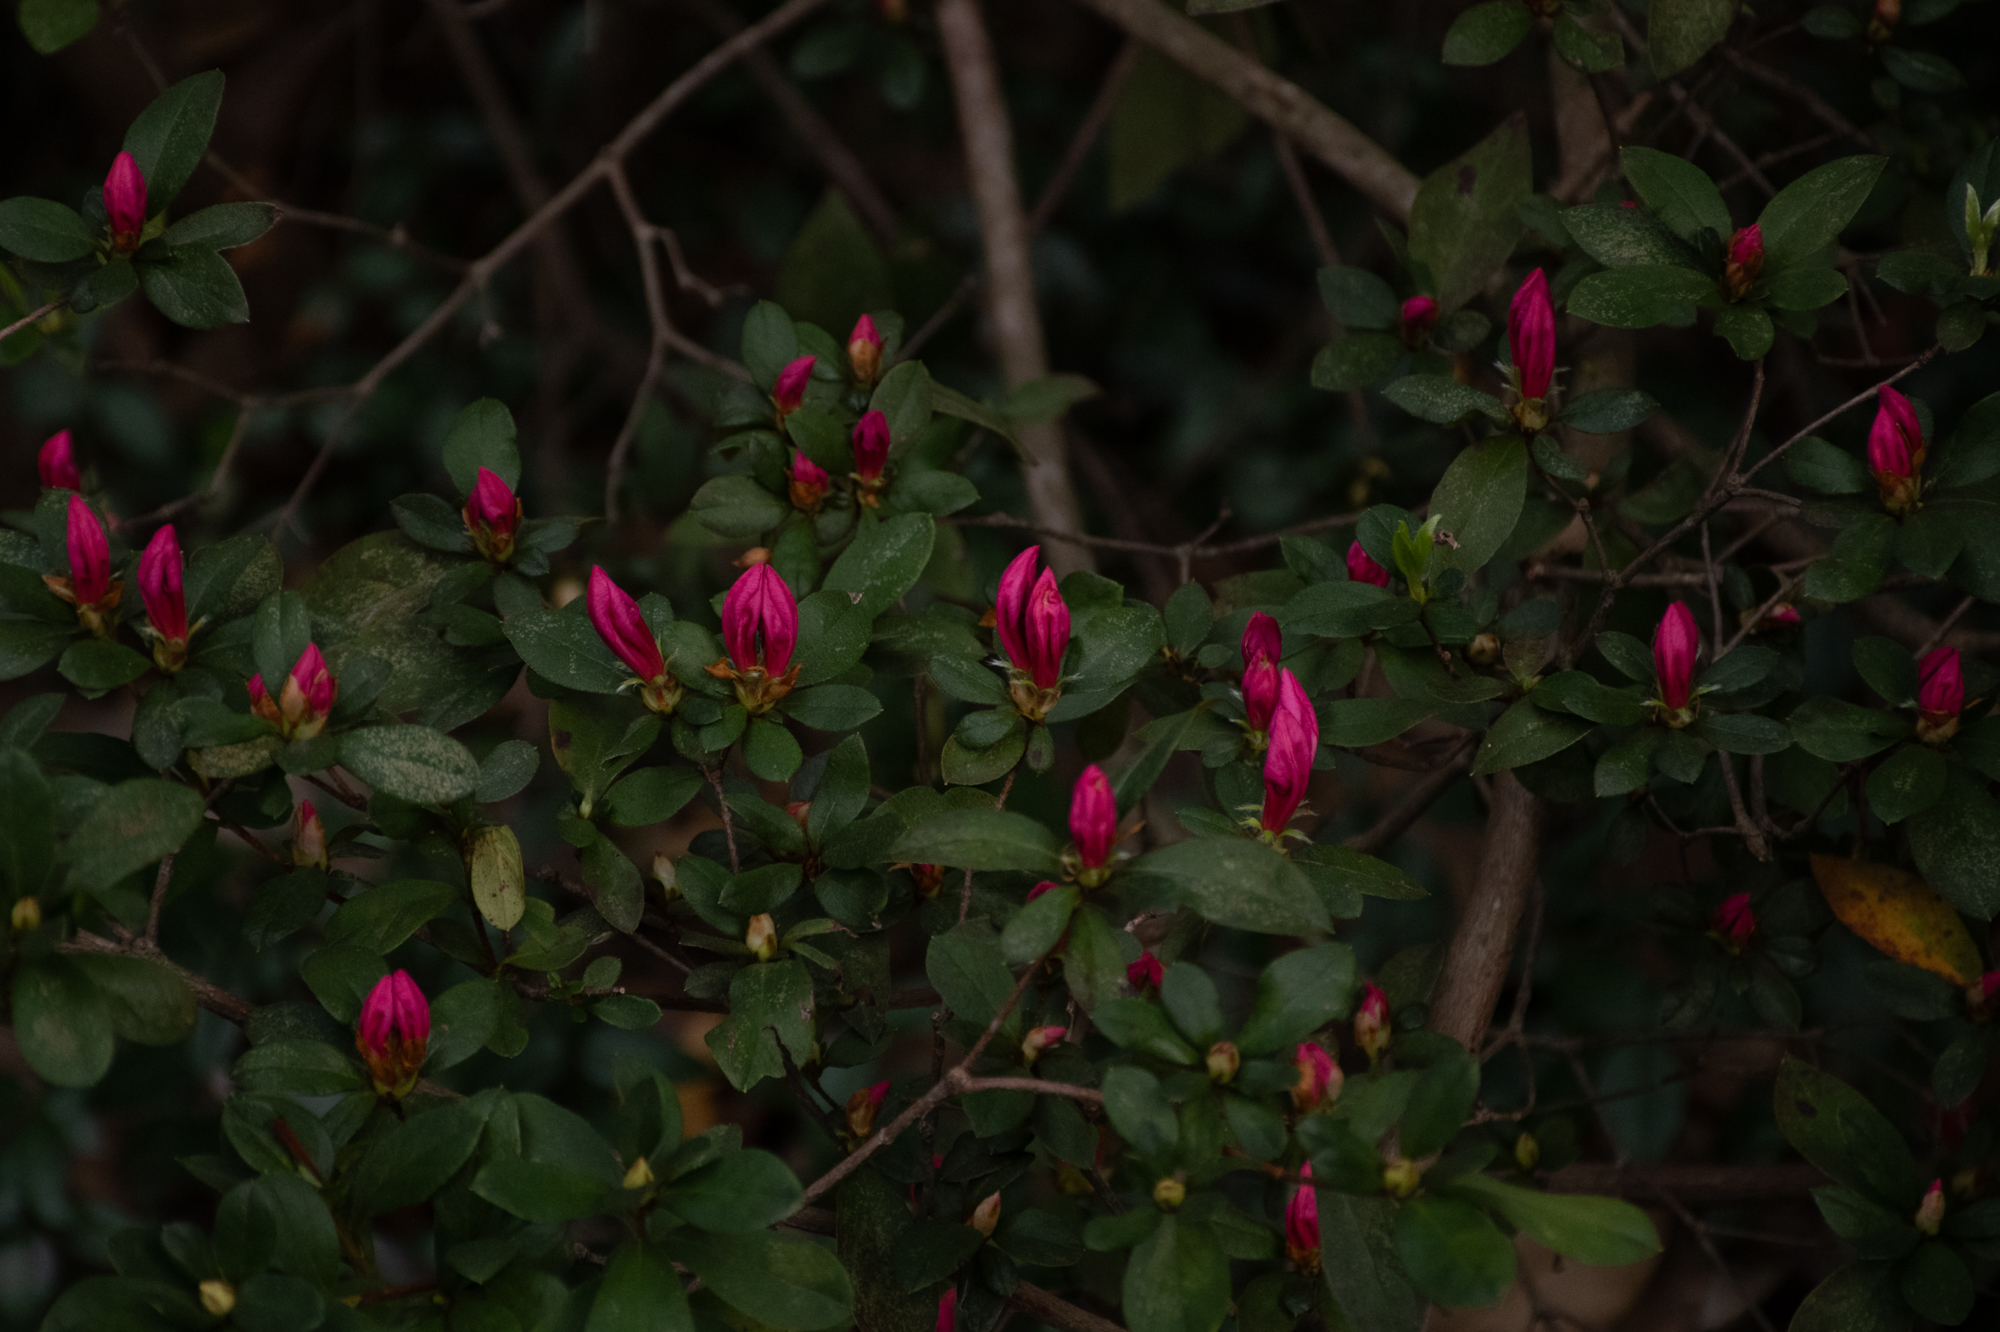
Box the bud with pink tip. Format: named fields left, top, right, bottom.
left=848, top=314, right=884, bottom=387
left=1347, top=541, right=1391, bottom=589
left=851, top=409, right=891, bottom=501
left=249, top=643, right=339, bottom=740
left=994, top=546, right=1072, bottom=719
left=1917, top=646, right=1964, bottom=745
left=1710, top=893, right=1755, bottom=953
left=463, top=467, right=521, bottom=564
left=1355, top=983, right=1391, bottom=1063
left=936, top=1289, right=957, bottom=1332
left=587, top=567, right=680, bottom=714
left=38, top=430, right=81, bottom=490
left=1398, top=294, right=1438, bottom=349
left=1868, top=387, right=1926, bottom=516
left=292, top=800, right=328, bottom=870
left=746, top=913, right=779, bottom=960
left=773, top=354, right=816, bottom=425
left=1508, top=269, right=1556, bottom=431
left=1069, top=765, right=1118, bottom=885
left=1292, top=1041, right=1341, bottom=1111
left=1653, top=602, right=1700, bottom=720
left=136, top=525, right=194, bottom=670
left=969, top=1191, right=1002, bottom=1236
left=1128, top=950, right=1164, bottom=993
left=1722, top=225, right=1764, bottom=301
left=357, top=970, right=429, bottom=1099
left=787, top=450, right=831, bottom=512
left=845, top=1080, right=889, bottom=1139
left=104, top=152, right=147, bottom=253
left=1260, top=671, right=1318, bottom=838
left=707, top=562, right=801, bottom=714
left=1285, top=1162, right=1321, bottom=1274
left=1915, top=1178, right=1945, bottom=1235
left=45, top=495, right=122, bottom=637
left=1241, top=612, right=1283, bottom=735
left=1021, top=1025, right=1066, bottom=1064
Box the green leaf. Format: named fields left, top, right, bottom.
left=1311, top=333, right=1406, bottom=391
left=159, top=201, right=279, bottom=251
left=1900, top=1242, right=1974, bottom=1325
left=1621, top=147, right=1731, bottom=240
left=1552, top=14, right=1623, bottom=71
left=589, top=1242, right=693, bottom=1332
left=667, top=1150, right=805, bottom=1233
left=1106, top=50, right=1249, bottom=211
left=1561, top=203, right=1699, bottom=268
left=1441, top=2, right=1534, bottom=66
left=66, top=952, right=194, bottom=1046
left=1810, top=1185, right=1918, bottom=1260
left=605, top=765, right=702, bottom=827
left=1866, top=744, right=1947, bottom=824
left=1399, top=1041, right=1480, bottom=1158
left=823, top=513, right=934, bottom=618
left=1784, top=437, right=1869, bottom=493
left=776, top=191, right=891, bottom=336
left=1316, top=266, right=1401, bottom=329
left=1472, top=700, right=1592, bottom=776
left=1407, top=115, right=1531, bottom=314
left=16, top=0, right=100, bottom=54
left=1803, top=513, right=1895, bottom=603
left=1101, top=1066, right=1178, bottom=1159
left=122, top=70, right=225, bottom=208
left=1648, top=0, right=1738, bottom=77
left=67, top=255, right=135, bottom=315
left=1394, top=1196, right=1515, bottom=1308
left=57, top=638, right=150, bottom=692
left=0, top=197, right=97, bottom=262
left=1133, top=836, right=1330, bottom=936
left=1123, top=1215, right=1230, bottom=1332
left=1713, top=303, right=1774, bottom=359
left=233, top=1040, right=366, bottom=1097
left=1094, top=999, right=1200, bottom=1063
left=0, top=746, right=54, bottom=897
left=327, top=877, right=459, bottom=953
left=926, top=922, right=1018, bottom=1028
left=1236, top=943, right=1356, bottom=1055
left=66, top=777, right=205, bottom=893
left=705, top=960, right=815, bottom=1092
left=1757, top=156, right=1889, bottom=269
left=1789, top=1262, right=1908, bottom=1332
left=1430, top=437, right=1527, bottom=575
left=339, top=726, right=480, bottom=804
left=138, top=246, right=250, bottom=328
left=690, top=474, right=789, bottom=539
left=1567, top=265, right=1715, bottom=327
left=1773, top=1056, right=1920, bottom=1206
left=1320, top=1194, right=1424, bottom=1332
left=888, top=808, right=1059, bottom=873
left=1907, top=770, right=2000, bottom=919
left=1767, top=264, right=1849, bottom=311
left=1380, top=375, right=1506, bottom=427
left=504, top=600, right=631, bottom=695
left=1692, top=712, right=1791, bottom=756
left=1881, top=47, right=1962, bottom=93
left=1004, top=373, right=1100, bottom=425
left=11, top=959, right=114, bottom=1088
left=1001, top=883, right=1078, bottom=964
left=672, top=1230, right=853, bottom=1332
left=1447, top=1175, right=1662, bottom=1265
left=1560, top=389, right=1657, bottom=434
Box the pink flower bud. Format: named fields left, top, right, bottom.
left=1399, top=294, right=1439, bottom=347
left=104, top=151, right=146, bottom=251
left=1653, top=602, right=1700, bottom=712
left=773, top=355, right=816, bottom=418
left=1241, top=612, right=1283, bottom=733
left=138, top=524, right=189, bottom=667
left=38, top=430, right=80, bottom=490
left=1355, top=983, right=1391, bottom=1062
left=1285, top=1161, right=1321, bottom=1264
left=851, top=410, right=891, bottom=483
left=256, top=644, right=338, bottom=740
left=848, top=314, right=884, bottom=385
left=1711, top=892, right=1755, bottom=952
left=1917, top=646, right=1964, bottom=744
left=587, top=566, right=667, bottom=683
left=292, top=800, right=328, bottom=869
left=1347, top=541, right=1391, bottom=588
left=1727, top=225, right=1763, bottom=271
left=1021, top=1025, right=1066, bottom=1064
left=936, top=1289, right=957, bottom=1332
left=787, top=450, right=831, bottom=511
left=464, top=466, right=521, bottom=562
left=1868, top=387, right=1926, bottom=515
left=1292, top=1041, right=1340, bottom=1111
left=1767, top=603, right=1801, bottom=627
left=1508, top=268, right=1555, bottom=404
left=995, top=546, right=1071, bottom=694
left=1915, top=1178, right=1945, bottom=1235
left=1069, top=764, right=1117, bottom=872
left=356, top=970, right=429, bottom=1098
left=1981, top=970, right=2000, bottom=1003
left=723, top=562, right=799, bottom=678
left=1128, top=950, right=1164, bottom=992
left=65, top=494, right=112, bottom=608
left=1260, top=670, right=1318, bottom=835
left=1027, top=880, right=1056, bottom=901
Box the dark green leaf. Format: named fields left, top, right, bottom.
left=1447, top=1175, right=1662, bottom=1265
left=138, top=247, right=249, bottom=328
left=0, top=197, right=97, bottom=262
left=1566, top=265, right=1715, bottom=327
left=339, top=726, right=480, bottom=804
left=1123, top=1215, right=1230, bottom=1332
left=1132, top=836, right=1330, bottom=936
left=1407, top=116, right=1531, bottom=314
left=122, top=70, right=224, bottom=208
left=16, top=0, right=100, bottom=54
left=1756, top=155, right=1889, bottom=268
left=66, top=777, right=204, bottom=892
left=1394, top=1196, right=1515, bottom=1308
left=1380, top=375, right=1506, bottom=427
left=1441, top=2, right=1534, bottom=66
left=589, top=1241, right=693, bottom=1332
left=1620, top=147, right=1731, bottom=240
left=11, top=959, right=114, bottom=1087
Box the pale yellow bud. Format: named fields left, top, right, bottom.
left=10, top=896, right=41, bottom=932
left=199, top=1280, right=236, bottom=1317
left=652, top=852, right=678, bottom=899
left=970, top=1191, right=1002, bottom=1236
left=1383, top=1158, right=1422, bottom=1198
left=746, top=913, right=778, bottom=961
left=1152, top=1177, right=1187, bottom=1210
left=1514, top=1132, right=1540, bottom=1172
left=623, top=1157, right=656, bottom=1190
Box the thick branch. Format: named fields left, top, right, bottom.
left=1426, top=771, right=1541, bottom=1051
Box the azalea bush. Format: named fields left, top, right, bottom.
left=4, top=1, right=2000, bottom=1331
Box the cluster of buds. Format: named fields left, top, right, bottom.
left=788, top=451, right=831, bottom=512
left=992, top=546, right=1072, bottom=721
left=1709, top=893, right=1756, bottom=954
left=1916, top=646, right=1964, bottom=746
left=705, top=563, right=801, bottom=714
left=773, top=355, right=815, bottom=430
left=1720, top=225, right=1764, bottom=302
left=292, top=800, right=328, bottom=870
left=1239, top=612, right=1282, bottom=746
left=249, top=644, right=339, bottom=741
left=851, top=410, right=891, bottom=507
left=1506, top=269, right=1556, bottom=434
left=1285, top=1162, right=1321, bottom=1275
left=1868, top=386, right=1926, bottom=517
left=587, top=567, right=684, bottom=715
left=45, top=496, right=121, bottom=638
left=848, top=315, right=884, bottom=387
left=1398, top=295, right=1439, bottom=350
left=463, top=467, right=521, bottom=564
left=844, top=1080, right=889, bottom=1142
left=1292, top=1041, right=1341, bottom=1112
left=136, top=525, right=198, bottom=671
left=104, top=152, right=146, bottom=255
left=1915, top=1177, right=1946, bottom=1236
left=1065, top=765, right=1120, bottom=888
left=1021, top=1024, right=1066, bottom=1065
left=1866, top=0, right=1899, bottom=42
left=1652, top=602, right=1700, bottom=728
left=38, top=430, right=81, bottom=490
left=1257, top=671, right=1319, bottom=843
left=1968, top=185, right=2000, bottom=278
left=356, top=970, right=429, bottom=1099
left=1127, top=950, right=1164, bottom=993
left=1347, top=540, right=1391, bottom=589
left=1355, top=983, right=1391, bottom=1065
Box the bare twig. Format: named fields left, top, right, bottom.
left=0, top=301, right=60, bottom=345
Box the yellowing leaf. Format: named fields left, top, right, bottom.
left=1810, top=854, right=1981, bottom=985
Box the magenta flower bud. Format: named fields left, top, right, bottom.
left=1509, top=269, right=1555, bottom=400
left=1711, top=892, right=1756, bottom=952
left=1241, top=612, right=1283, bottom=733
left=292, top=799, right=328, bottom=870
left=773, top=355, right=816, bottom=418
left=722, top=562, right=799, bottom=679
left=1355, top=983, right=1391, bottom=1061
left=587, top=566, right=667, bottom=684
left=1127, top=950, right=1164, bottom=992
left=1259, top=670, right=1318, bottom=836
left=994, top=546, right=1071, bottom=698
left=38, top=430, right=81, bottom=490
left=1021, top=1024, right=1067, bottom=1064
left=848, top=314, right=884, bottom=385
left=1347, top=541, right=1391, bottom=588
left=262, top=644, right=340, bottom=739
left=356, top=970, right=429, bottom=1099
left=1767, top=604, right=1801, bottom=626
left=1399, top=294, right=1439, bottom=348
left=1285, top=1161, right=1321, bottom=1270
left=464, top=466, right=521, bottom=563
left=936, top=1289, right=957, bottom=1332
left=787, top=450, right=831, bottom=511
left=65, top=494, right=112, bottom=608
left=1917, top=646, right=1964, bottom=744
left=1069, top=764, right=1118, bottom=874
left=1653, top=602, right=1700, bottom=713
left=138, top=524, right=190, bottom=668
left=1292, top=1041, right=1341, bottom=1111
left=104, top=151, right=146, bottom=251
left=851, top=410, right=891, bottom=484
left=1721, top=226, right=1763, bottom=299
left=1868, top=386, right=1926, bottom=515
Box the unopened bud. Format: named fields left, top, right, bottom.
left=846, top=1081, right=889, bottom=1139
left=199, top=1280, right=236, bottom=1317
left=1152, top=1177, right=1187, bottom=1210
left=1467, top=633, right=1500, bottom=668
left=1020, top=1025, right=1066, bottom=1065
left=1355, top=983, right=1391, bottom=1063
left=1382, top=1158, right=1422, bottom=1198
left=652, top=853, right=679, bottom=900
left=746, top=913, right=778, bottom=961
left=1514, top=1132, right=1541, bottom=1172
left=11, top=897, right=41, bottom=932
left=1055, top=1163, right=1092, bottom=1195
left=1205, top=1040, right=1240, bottom=1084
left=970, top=1190, right=1002, bottom=1236
left=1916, top=1178, right=1945, bottom=1235
left=623, top=1157, right=656, bottom=1190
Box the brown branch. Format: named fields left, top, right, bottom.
left=959, top=1075, right=1103, bottom=1106
left=1342, top=738, right=1474, bottom=855
left=60, top=930, right=255, bottom=1024
left=1719, top=49, right=1877, bottom=152
left=1426, top=771, right=1541, bottom=1051
left=0, top=300, right=61, bottom=345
